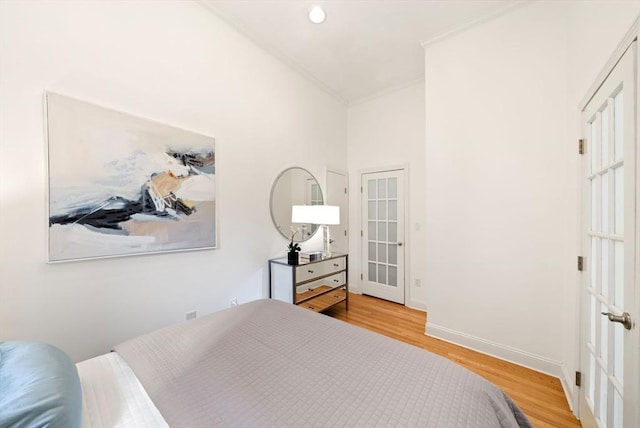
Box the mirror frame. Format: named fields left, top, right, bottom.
left=269, top=167, right=323, bottom=242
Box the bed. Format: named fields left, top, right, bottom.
left=2, top=299, right=532, bottom=428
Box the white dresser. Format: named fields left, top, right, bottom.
left=269, top=253, right=348, bottom=312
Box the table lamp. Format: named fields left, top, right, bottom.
left=292, top=205, right=340, bottom=258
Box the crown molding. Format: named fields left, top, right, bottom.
left=421, top=0, right=531, bottom=49
left=348, top=77, right=425, bottom=107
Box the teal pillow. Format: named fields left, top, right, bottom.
left=0, top=341, right=82, bottom=428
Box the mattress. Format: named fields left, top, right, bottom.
left=76, top=352, right=168, bottom=428
left=113, top=299, right=532, bottom=428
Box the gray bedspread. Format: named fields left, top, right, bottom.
left=114, top=299, right=532, bottom=428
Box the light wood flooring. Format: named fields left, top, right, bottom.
left=324, top=293, right=581, bottom=428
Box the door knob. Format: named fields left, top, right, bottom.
left=397, top=242, right=403, bottom=246
left=601, top=311, right=632, bottom=330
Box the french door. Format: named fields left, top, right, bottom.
left=579, top=41, right=638, bottom=428
left=361, top=169, right=405, bottom=304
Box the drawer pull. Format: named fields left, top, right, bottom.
left=307, top=269, right=314, bottom=274
left=333, top=279, right=339, bottom=283
left=333, top=263, right=339, bottom=267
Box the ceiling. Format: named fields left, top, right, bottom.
left=201, top=0, right=523, bottom=104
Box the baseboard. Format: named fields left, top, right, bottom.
left=348, top=284, right=361, bottom=294
left=426, top=323, right=562, bottom=378
left=560, top=364, right=578, bottom=415
left=406, top=297, right=426, bottom=311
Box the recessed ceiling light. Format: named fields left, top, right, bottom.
left=309, top=5, right=326, bottom=24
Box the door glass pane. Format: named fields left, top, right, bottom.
left=614, top=323, right=624, bottom=385
left=613, top=389, right=623, bottom=428
left=591, top=178, right=597, bottom=232
left=591, top=237, right=597, bottom=290
left=389, top=244, right=397, bottom=265
left=388, top=200, right=397, bottom=220
left=589, top=353, right=596, bottom=405
left=614, top=241, right=624, bottom=308
left=601, top=239, right=609, bottom=298
left=368, top=201, right=376, bottom=220
left=368, top=242, right=376, bottom=261
left=599, top=368, right=608, bottom=423
left=377, top=264, right=387, bottom=285
left=368, top=180, right=377, bottom=199
left=602, top=172, right=609, bottom=233
left=377, top=201, right=387, bottom=220
left=377, top=179, right=387, bottom=198
left=368, top=262, right=377, bottom=282
left=614, top=90, right=623, bottom=161
left=388, top=266, right=397, bottom=287
left=596, top=238, right=602, bottom=294
left=589, top=295, right=596, bottom=345
left=377, top=223, right=386, bottom=241
left=591, top=120, right=598, bottom=173
left=600, top=302, right=608, bottom=363
left=388, top=222, right=397, bottom=243
left=601, top=106, right=609, bottom=167
left=388, top=178, right=397, bottom=198
left=378, top=243, right=387, bottom=263
left=614, top=166, right=624, bottom=234
left=368, top=221, right=376, bottom=240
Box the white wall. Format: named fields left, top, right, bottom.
left=347, top=82, right=426, bottom=309
left=0, top=0, right=347, bottom=362
left=424, top=0, right=640, bottom=390
left=424, top=2, right=569, bottom=374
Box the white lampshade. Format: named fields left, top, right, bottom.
left=292, top=205, right=340, bottom=225
left=291, top=205, right=316, bottom=224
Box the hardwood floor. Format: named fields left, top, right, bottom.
left=324, top=293, right=581, bottom=428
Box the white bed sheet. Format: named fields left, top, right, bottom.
left=76, top=352, right=169, bottom=428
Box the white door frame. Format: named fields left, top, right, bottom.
left=326, top=167, right=349, bottom=254
left=576, top=17, right=640, bottom=427
left=358, top=164, right=410, bottom=305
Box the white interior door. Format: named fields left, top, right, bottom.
left=326, top=169, right=348, bottom=254
left=361, top=169, right=405, bottom=304
left=579, top=41, right=638, bottom=428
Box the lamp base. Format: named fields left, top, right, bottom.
left=322, top=224, right=331, bottom=259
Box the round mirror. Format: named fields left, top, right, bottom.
left=270, top=167, right=323, bottom=242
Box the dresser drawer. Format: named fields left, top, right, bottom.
left=295, top=257, right=346, bottom=283
left=296, top=271, right=346, bottom=294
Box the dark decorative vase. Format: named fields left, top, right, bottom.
left=287, top=251, right=299, bottom=265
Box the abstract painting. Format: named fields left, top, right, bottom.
left=46, top=93, right=216, bottom=262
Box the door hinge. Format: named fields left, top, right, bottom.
left=345, top=187, right=347, bottom=194
left=360, top=273, right=363, bottom=280
left=360, top=186, right=363, bottom=193
left=578, top=256, right=584, bottom=272
left=361, top=230, right=363, bottom=237
left=344, top=230, right=347, bottom=236
left=578, top=139, right=585, bottom=155
left=575, top=371, right=582, bottom=387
